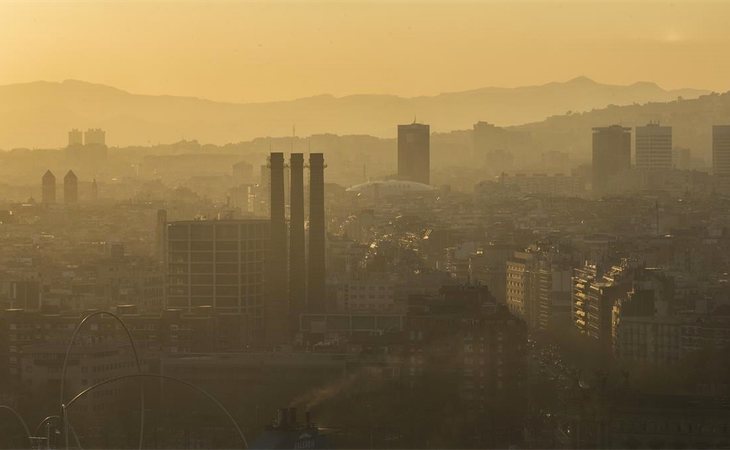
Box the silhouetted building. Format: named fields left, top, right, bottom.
left=473, top=121, right=515, bottom=171
left=713, top=125, right=730, bottom=178
left=67, top=128, right=83, bottom=146
left=84, top=128, right=106, bottom=146
left=397, top=122, right=430, bottom=184
left=41, top=170, right=56, bottom=204
left=233, top=160, right=254, bottom=183
left=592, top=125, right=631, bottom=194
left=405, top=285, right=527, bottom=447
left=63, top=170, right=78, bottom=204
left=672, top=146, right=691, bottom=170
left=269, top=152, right=289, bottom=341
left=9, top=280, right=41, bottom=310
left=635, top=123, right=672, bottom=170
left=289, top=153, right=305, bottom=328
left=164, top=219, right=269, bottom=339
left=308, top=153, right=326, bottom=312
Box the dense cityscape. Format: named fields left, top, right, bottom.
left=2, top=1, right=730, bottom=449
left=0, top=112, right=729, bottom=448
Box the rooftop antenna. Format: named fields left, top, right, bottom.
left=413, top=115, right=417, bottom=124
left=292, top=124, right=296, bottom=152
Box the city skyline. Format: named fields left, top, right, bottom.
left=2, top=1, right=730, bottom=448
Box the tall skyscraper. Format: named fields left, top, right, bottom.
left=165, top=219, right=269, bottom=335
left=635, top=123, right=672, bottom=170
left=307, top=153, right=326, bottom=312
left=397, top=123, right=430, bottom=184
left=289, top=153, right=306, bottom=326
left=268, top=152, right=289, bottom=341
left=713, top=125, right=730, bottom=177
left=42, top=170, right=56, bottom=204
left=63, top=170, right=78, bottom=204
left=592, top=125, right=631, bottom=194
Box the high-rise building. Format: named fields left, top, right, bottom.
left=68, top=128, right=83, bottom=146
left=508, top=247, right=575, bottom=331
left=397, top=123, right=430, bottom=184
left=165, top=220, right=269, bottom=337
left=712, top=125, right=730, bottom=177
left=63, top=170, right=78, bottom=204
left=635, top=123, right=672, bottom=170
left=506, top=252, right=538, bottom=326
left=307, top=153, right=326, bottom=312
left=592, top=125, right=631, bottom=193
left=572, top=262, right=632, bottom=352
left=289, top=153, right=306, bottom=325
left=42, top=170, right=56, bottom=204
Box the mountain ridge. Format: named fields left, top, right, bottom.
left=0, top=77, right=712, bottom=149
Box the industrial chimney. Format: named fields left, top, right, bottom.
left=289, top=153, right=306, bottom=329
left=268, top=152, right=289, bottom=342
left=307, top=153, right=326, bottom=312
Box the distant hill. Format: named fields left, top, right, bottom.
left=510, top=91, right=730, bottom=163
left=0, top=77, right=709, bottom=149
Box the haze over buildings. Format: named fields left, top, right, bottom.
left=2, top=1, right=730, bottom=449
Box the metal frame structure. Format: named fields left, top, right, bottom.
left=0, top=405, right=32, bottom=448
left=60, top=310, right=144, bottom=450
left=1, top=310, right=249, bottom=449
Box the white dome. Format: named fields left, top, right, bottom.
left=346, top=180, right=436, bottom=196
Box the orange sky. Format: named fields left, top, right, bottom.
left=1, top=0, right=729, bottom=103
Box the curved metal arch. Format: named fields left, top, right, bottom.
left=34, top=415, right=59, bottom=435
left=35, top=415, right=82, bottom=449
left=60, top=310, right=143, bottom=403
left=65, top=373, right=248, bottom=449
left=0, top=404, right=32, bottom=448
left=59, top=310, right=144, bottom=450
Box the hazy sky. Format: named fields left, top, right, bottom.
left=1, top=1, right=729, bottom=103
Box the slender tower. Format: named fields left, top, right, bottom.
left=267, top=152, right=289, bottom=342
left=64, top=170, right=78, bottom=204
left=307, top=153, right=326, bottom=312
left=42, top=170, right=56, bottom=204
left=289, top=153, right=306, bottom=329
left=91, top=178, right=98, bottom=201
